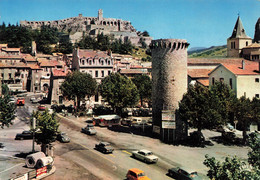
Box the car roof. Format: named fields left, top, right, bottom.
left=178, top=167, right=197, bottom=174
left=129, top=168, right=144, bottom=174
left=100, top=142, right=110, bottom=145
left=139, top=149, right=152, bottom=153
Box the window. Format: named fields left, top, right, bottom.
left=229, top=78, right=233, bottom=89
left=101, top=71, right=104, bottom=77
left=9, top=73, right=11, bottom=79
left=220, top=78, right=224, bottom=83
left=95, top=71, right=98, bottom=77
left=212, top=77, right=215, bottom=85
left=231, top=42, right=236, bottom=49
left=45, top=67, right=48, bottom=72
left=82, top=60, right=85, bottom=65
left=1, top=73, right=3, bottom=78
left=246, top=41, right=248, bottom=46
left=256, top=94, right=259, bottom=98
left=255, top=78, right=259, bottom=83
left=21, top=74, right=24, bottom=78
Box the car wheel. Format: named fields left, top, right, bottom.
left=132, top=154, right=135, bottom=158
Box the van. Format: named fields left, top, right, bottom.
left=126, top=168, right=151, bottom=180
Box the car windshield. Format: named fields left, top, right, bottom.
left=138, top=173, right=145, bottom=177
left=147, top=152, right=153, bottom=155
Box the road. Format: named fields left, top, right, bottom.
left=0, top=93, right=250, bottom=180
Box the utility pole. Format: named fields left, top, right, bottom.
left=32, top=117, right=36, bottom=153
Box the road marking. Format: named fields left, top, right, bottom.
left=122, top=150, right=132, bottom=155
left=0, top=163, right=24, bottom=174
left=77, top=142, right=115, bottom=164
left=109, top=154, right=115, bottom=158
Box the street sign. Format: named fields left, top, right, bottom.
left=162, top=121, right=176, bottom=129
left=162, top=110, right=175, bottom=121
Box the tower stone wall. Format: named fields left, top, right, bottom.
left=151, top=39, right=189, bottom=142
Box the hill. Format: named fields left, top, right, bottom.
left=188, top=45, right=227, bottom=58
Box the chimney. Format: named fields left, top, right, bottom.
left=242, top=60, right=245, bottom=70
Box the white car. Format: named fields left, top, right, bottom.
left=132, top=149, right=158, bottom=163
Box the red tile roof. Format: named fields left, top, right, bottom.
left=188, top=69, right=213, bottom=78
left=27, top=64, right=42, bottom=70
left=52, top=69, right=69, bottom=77
left=188, top=58, right=248, bottom=65
left=119, top=69, right=147, bottom=74
left=79, top=49, right=110, bottom=59
left=197, top=79, right=209, bottom=87
left=221, top=61, right=260, bottom=75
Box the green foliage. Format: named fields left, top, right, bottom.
left=32, top=110, right=59, bottom=145
left=0, top=95, right=16, bottom=128
left=179, top=83, right=221, bottom=132
left=209, top=82, right=237, bottom=124
left=189, top=45, right=227, bottom=58
left=60, top=71, right=97, bottom=109
left=35, top=25, right=59, bottom=54
left=179, top=82, right=238, bottom=132
left=132, top=74, right=152, bottom=106
left=204, top=132, right=260, bottom=180
left=2, top=84, right=10, bottom=96
left=248, top=132, right=260, bottom=169
left=77, top=34, right=134, bottom=55
left=0, top=23, right=33, bottom=53
left=99, top=73, right=139, bottom=114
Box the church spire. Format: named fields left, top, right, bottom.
left=229, top=16, right=250, bottom=39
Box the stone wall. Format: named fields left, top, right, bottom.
left=151, top=39, right=189, bottom=142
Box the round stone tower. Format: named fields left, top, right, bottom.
left=151, top=39, right=189, bottom=143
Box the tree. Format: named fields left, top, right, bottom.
left=99, top=73, right=139, bottom=115
left=234, top=96, right=253, bottom=143
left=204, top=132, right=260, bottom=180
left=209, top=82, right=237, bottom=125
left=60, top=71, right=97, bottom=111
left=0, top=95, right=16, bottom=128
left=132, top=74, right=152, bottom=106
left=179, top=83, right=222, bottom=132
left=32, top=110, right=59, bottom=154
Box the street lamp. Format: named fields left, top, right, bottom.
left=32, top=117, right=36, bottom=153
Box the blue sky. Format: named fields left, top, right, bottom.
left=0, top=0, right=259, bottom=48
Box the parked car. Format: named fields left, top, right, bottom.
left=132, top=149, right=158, bottom=163
left=15, top=130, right=33, bottom=140
left=81, top=124, right=97, bottom=135
left=30, top=96, right=36, bottom=101
left=31, top=98, right=39, bottom=104
left=38, top=105, right=46, bottom=111
left=16, top=98, right=25, bottom=106
left=57, top=132, right=70, bottom=143
left=9, top=97, right=15, bottom=104
left=168, top=167, right=202, bottom=180
left=126, top=168, right=151, bottom=180
left=95, top=142, right=114, bottom=153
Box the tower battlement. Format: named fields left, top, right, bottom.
left=150, top=39, right=189, bottom=51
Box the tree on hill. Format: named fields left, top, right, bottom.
left=60, top=71, right=97, bottom=112
left=99, top=73, right=139, bottom=115
left=132, top=74, right=152, bottom=106
left=32, top=110, right=59, bottom=154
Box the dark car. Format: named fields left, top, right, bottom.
left=15, top=130, right=33, bottom=140
left=81, top=124, right=97, bottom=135
left=57, top=132, right=70, bottom=143
left=168, top=167, right=202, bottom=180
left=95, top=142, right=114, bottom=154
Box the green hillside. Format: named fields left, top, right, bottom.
left=188, top=45, right=227, bottom=58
